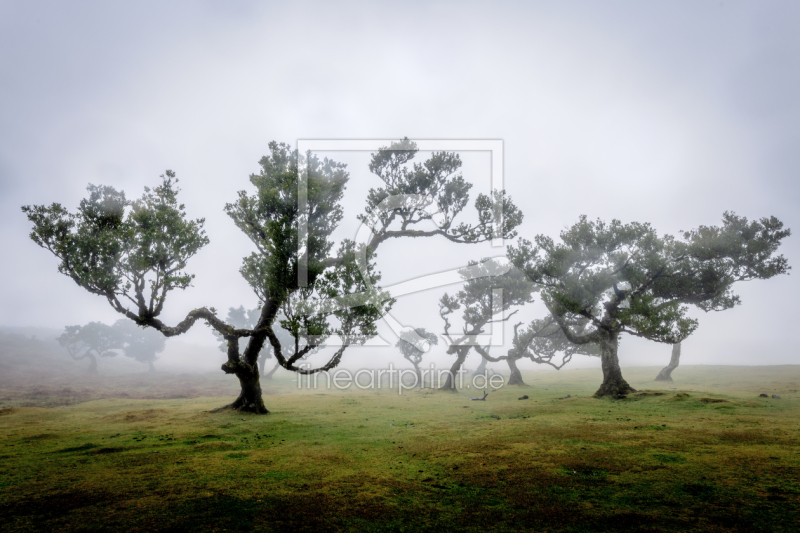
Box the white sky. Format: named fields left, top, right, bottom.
left=1, top=0, right=798, bottom=373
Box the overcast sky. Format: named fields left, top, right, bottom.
left=1, top=0, right=798, bottom=372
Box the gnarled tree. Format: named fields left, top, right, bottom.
left=57, top=322, right=120, bottom=375
left=438, top=257, right=534, bottom=391
left=654, top=342, right=682, bottom=382
left=212, top=306, right=298, bottom=380
left=395, top=327, right=438, bottom=387
left=474, top=315, right=600, bottom=386
left=24, top=139, right=520, bottom=413
left=508, top=213, right=790, bottom=398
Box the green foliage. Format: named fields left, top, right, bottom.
left=361, top=138, right=522, bottom=244
left=508, top=212, right=791, bottom=347
left=57, top=322, right=120, bottom=360
left=225, top=142, right=348, bottom=302
left=396, top=327, right=439, bottom=369
left=22, top=172, right=208, bottom=320
left=439, top=258, right=535, bottom=340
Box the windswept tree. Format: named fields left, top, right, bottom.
left=24, top=139, right=520, bottom=413
left=654, top=342, right=682, bottom=382
left=395, top=327, right=438, bottom=387
left=438, top=257, right=534, bottom=391
left=509, top=213, right=790, bottom=398
left=57, top=322, right=119, bottom=374
left=113, top=319, right=166, bottom=372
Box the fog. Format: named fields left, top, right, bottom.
left=1, top=1, right=798, bottom=385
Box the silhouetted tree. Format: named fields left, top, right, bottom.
left=24, top=139, right=520, bottom=413
left=654, top=342, right=682, bottom=382
left=509, top=213, right=790, bottom=398
left=474, top=315, right=599, bottom=386
left=438, top=258, right=534, bottom=391
left=113, top=320, right=166, bottom=372
left=395, top=327, right=438, bottom=387
left=57, top=322, right=119, bottom=374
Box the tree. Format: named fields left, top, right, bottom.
left=438, top=257, right=534, bottom=391
left=395, top=327, right=438, bottom=387
left=24, top=140, right=521, bottom=413
left=654, top=342, right=682, bottom=382
left=212, top=306, right=298, bottom=379
left=508, top=213, right=790, bottom=398
left=113, top=319, right=166, bottom=372
left=473, top=315, right=600, bottom=386
left=57, top=322, right=119, bottom=374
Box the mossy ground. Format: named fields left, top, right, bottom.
left=1, top=365, right=799, bottom=532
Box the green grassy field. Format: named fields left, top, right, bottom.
left=1, top=365, right=799, bottom=532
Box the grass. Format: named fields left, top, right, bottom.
left=1, top=365, right=799, bottom=532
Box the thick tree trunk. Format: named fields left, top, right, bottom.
left=506, top=356, right=527, bottom=386
left=220, top=360, right=269, bottom=414
left=593, top=332, right=635, bottom=398
left=215, top=299, right=278, bottom=414
left=654, top=342, right=681, bottom=382
left=472, top=356, right=488, bottom=378
left=148, top=360, right=155, bottom=373
left=86, top=354, right=98, bottom=375
left=439, top=346, right=470, bottom=392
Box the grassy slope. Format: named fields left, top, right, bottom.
left=1, top=366, right=799, bottom=532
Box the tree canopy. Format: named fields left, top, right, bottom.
left=508, top=212, right=790, bottom=397
left=395, top=327, right=439, bottom=386
left=57, top=322, right=119, bottom=374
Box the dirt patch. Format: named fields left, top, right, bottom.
left=700, top=398, right=728, bottom=404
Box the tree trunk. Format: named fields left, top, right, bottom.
left=412, top=363, right=423, bottom=388
left=593, top=332, right=635, bottom=398
left=439, top=346, right=470, bottom=392
left=148, top=360, right=155, bottom=373
left=86, top=354, right=98, bottom=375
left=472, top=356, right=488, bottom=378
left=263, top=361, right=280, bottom=380
left=220, top=360, right=269, bottom=414
left=654, top=342, right=681, bottom=382
left=506, top=356, right=527, bottom=386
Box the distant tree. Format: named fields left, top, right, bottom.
left=24, top=140, right=520, bottom=413
left=57, top=322, right=119, bottom=374
left=438, top=258, right=534, bottom=391
left=113, top=320, right=166, bottom=372
left=654, top=342, right=682, bottom=382
left=509, top=213, right=790, bottom=398
left=395, top=327, right=438, bottom=387
left=474, top=315, right=599, bottom=386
